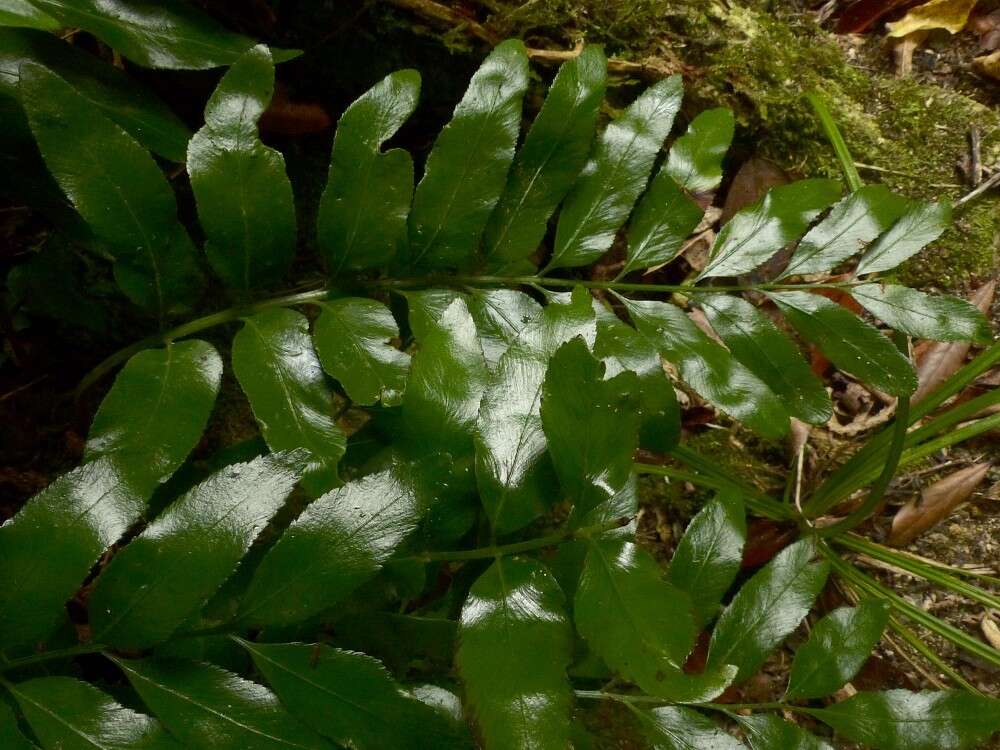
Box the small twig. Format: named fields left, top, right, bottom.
left=385, top=0, right=680, bottom=79
left=969, top=126, right=982, bottom=188
left=815, top=0, right=838, bottom=24
left=794, top=443, right=807, bottom=520
left=387, top=0, right=500, bottom=44
left=955, top=167, right=1000, bottom=208
left=527, top=45, right=678, bottom=78
left=0, top=375, right=46, bottom=403
left=854, top=162, right=962, bottom=189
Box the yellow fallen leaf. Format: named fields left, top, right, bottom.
left=974, top=49, right=1000, bottom=80
left=887, top=0, right=979, bottom=37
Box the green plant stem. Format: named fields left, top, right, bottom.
left=76, top=285, right=334, bottom=396
left=822, top=544, right=1000, bottom=671
left=638, top=452, right=790, bottom=520
left=804, top=414, right=1000, bottom=517
left=886, top=615, right=980, bottom=693
left=0, top=643, right=106, bottom=673
left=808, top=91, right=863, bottom=191
left=375, top=275, right=861, bottom=295
left=407, top=516, right=630, bottom=563
left=75, top=276, right=864, bottom=394
left=838, top=533, right=1000, bottom=587
left=806, top=380, right=1000, bottom=516
left=911, top=339, right=1000, bottom=420
left=837, top=535, right=1000, bottom=606
left=574, top=690, right=796, bottom=713
left=574, top=690, right=667, bottom=704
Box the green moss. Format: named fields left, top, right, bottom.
left=681, top=428, right=786, bottom=495
left=686, top=6, right=999, bottom=288
left=486, top=1, right=999, bottom=288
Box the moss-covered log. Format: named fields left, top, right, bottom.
left=384, top=0, right=999, bottom=288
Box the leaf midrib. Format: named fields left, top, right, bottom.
left=120, top=663, right=320, bottom=750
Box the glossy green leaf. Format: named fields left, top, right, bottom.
left=786, top=600, right=890, bottom=700
left=475, top=286, right=596, bottom=532
left=699, top=294, right=832, bottom=424
left=115, top=658, right=331, bottom=749
left=809, top=690, right=1000, bottom=750
left=332, top=612, right=457, bottom=675
left=851, top=283, right=991, bottom=343
left=401, top=296, right=488, bottom=458
left=781, top=185, right=909, bottom=278
left=541, top=337, right=639, bottom=515
left=238, top=466, right=419, bottom=628
left=465, top=288, right=543, bottom=370
left=86, top=340, right=222, bottom=495
left=318, top=69, right=419, bottom=273
left=232, top=308, right=345, bottom=495
left=699, top=179, right=841, bottom=279
left=88, top=451, right=306, bottom=648
left=241, top=641, right=470, bottom=750
left=188, top=45, right=295, bottom=291
left=572, top=471, right=639, bottom=532
left=769, top=290, right=918, bottom=396
left=551, top=477, right=644, bottom=602
left=0, top=0, right=58, bottom=29
left=707, top=539, right=830, bottom=683
left=666, top=489, right=746, bottom=628
left=19, top=62, right=203, bottom=316
left=0, top=458, right=144, bottom=647
left=457, top=557, right=572, bottom=750
left=483, top=45, right=606, bottom=264
left=856, top=201, right=952, bottom=275
left=0, top=28, right=190, bottom=159
left=29, top=0, right=299, bottom=69
left=593, top=307, right=680, bottom=452
left=403, top=288, right=463, bottom=339
left=622, top=167, right=704, bottom=276
left=620, top=297, right=789, bottom=439
left=736, top=714, right=832, bottom=750
left=665, top=107, right=735, bottom=193
left=10, top=677, right=179, bottom=750
left=0, top=701, right=38, bottom=750
left=549, top=74, right=683, bottom=271
left=633, top=705, right=744, bottom=750
left=408, top=39, right=528, bottom=269
left=576, top=538, right=701, bottom=696
left=312, top=297, right=410, bottom=406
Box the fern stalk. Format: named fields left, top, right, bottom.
left=77, top=275, right=870, bottom=397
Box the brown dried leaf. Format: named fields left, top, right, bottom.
left=911, top=279, right=996, bottom=403
left=982, top=614, right=1000, bottom=650
left=973, top=48, right=1000, bottom=80
left=676, top=227, right=715, bottom=273
left=688, top=308, right=724, bottom=345
left=720, top=157, right=788, bottom=224
left=741, top=520, right=798, bottom=567
left=836, top=0, right=916, bottom=33
left=887, top=0, right=979, bottom=36
left=260, top=86, right=332, bottom=136
left=888, top=462, right=992, bottom=546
